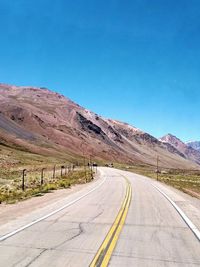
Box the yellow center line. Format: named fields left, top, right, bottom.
left=90, top=176, right=132, bottom=267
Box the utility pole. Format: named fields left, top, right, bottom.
left=81, top=141, right=87, bottom=183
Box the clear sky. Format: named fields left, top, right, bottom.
left=0, top=0, right=200, bottom=142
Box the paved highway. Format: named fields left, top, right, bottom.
left=0, top=167, right=200, bottom=266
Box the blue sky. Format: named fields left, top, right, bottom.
left=0, top=0, right=200, bottom=142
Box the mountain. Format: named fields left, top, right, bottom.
left=0, top=83, right=199, bottom=169
left=186, top=141, right=200, bottom=152
left=160, top=134, right=200, bottom=165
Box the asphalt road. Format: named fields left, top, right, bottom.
left=0, top=167, right=200, bottom=267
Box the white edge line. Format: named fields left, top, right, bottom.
left=152, top=184, right=200, bottom=242
left=0, top=172, right=106, bottom=242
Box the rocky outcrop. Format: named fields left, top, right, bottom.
left=187, top=141, right=200, bottom=152
left=0, top=83, right=199, bottom=168
left=160, top=134, right=200, bottom=165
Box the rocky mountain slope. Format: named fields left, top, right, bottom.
left=186, top=141, right=200, bottom=152
left=160, top=134, right=200, bottom=165
left=0, top=83, right=199, bottom=169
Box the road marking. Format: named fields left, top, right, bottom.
left=0, top=174, right=106, bottom=242
left=152, top=184, right=200, bottom=242
left=90, top=176, right=132, bottom=267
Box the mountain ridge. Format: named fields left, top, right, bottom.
left=160, top=134, right=200, bottom=165
left=0, top=83, right=199, bottom=169
left=186, top=141, right=200, bottom=152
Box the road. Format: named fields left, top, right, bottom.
left=0, top=167, right=200, bottom=266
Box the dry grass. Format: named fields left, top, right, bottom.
left=0, top=169, right=93, bottom=204
left=0, top=144, right=95, bottom=203
left=116, top=163, right=200, bottom=199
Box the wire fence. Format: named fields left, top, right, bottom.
left=0, top=163, right=85, bottom=191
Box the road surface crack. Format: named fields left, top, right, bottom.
left=52, top=207, right=104, bottom=250
left=89, top=207, right=104, bottom=222
left=52, top=222, right=84, bottom=249
left=22, top=249, right=47, bottom=267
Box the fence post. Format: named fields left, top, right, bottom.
left=53, top=165, right=56, bottom=179
left=61, top=166, right=65, bottom=177
left=156, top=156, right=159, bottom=181
left=41, top=168, right=45, bottom=185
left=22, top=169, right=26, bottom=191
left=83, top=157, right=87, bottom=183
left=90, top=164, right=93, bottom=180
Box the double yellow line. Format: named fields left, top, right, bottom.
left=90, top=176, right=132, bottom=267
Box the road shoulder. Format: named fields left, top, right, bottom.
left=0, top=170, right=102, bottom=234
left=147, top=175, right=200, bottom=231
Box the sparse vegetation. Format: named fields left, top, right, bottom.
left=0, top=144, right=95, bottom=204
left=117, top=163, right=200, bottom=199
left=0, top=169, right=93, bottom=204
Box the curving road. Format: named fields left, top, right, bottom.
left=0, top=167, right=200, bottom=267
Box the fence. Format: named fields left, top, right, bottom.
left=0, top=163, right=93, bottom=192
left=20, top=164, right=77, bottom=191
